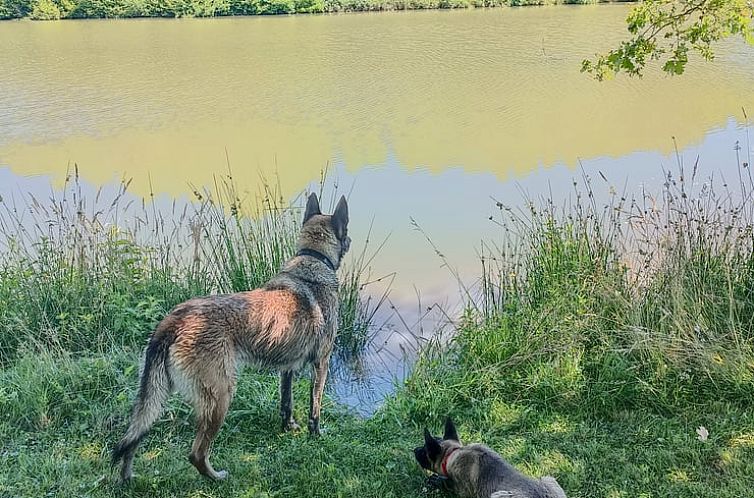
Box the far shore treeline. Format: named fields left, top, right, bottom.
left=0, top=0, right=622, bottom=21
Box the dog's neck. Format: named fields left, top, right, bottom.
left=296, top=248, right=336, bottom=271
left=441, top=447, right=459, bottom=477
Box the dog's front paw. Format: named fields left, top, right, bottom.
left=116, top=472, right=135, bottom=485
left=426, top=474, right=452, bottom=491
left=283, top=419, right=301, bottom=432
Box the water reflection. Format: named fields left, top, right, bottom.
left=1, top=8, right=753, bottom=203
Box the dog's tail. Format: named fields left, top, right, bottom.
left=541, top=476, right=567, bottom=498
left=111, top=327, right=175, bottom=481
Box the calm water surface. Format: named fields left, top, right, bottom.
left=2, top=7, right=753, bottom=412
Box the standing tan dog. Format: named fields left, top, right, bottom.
left=112, top=193, right=350, bottom=482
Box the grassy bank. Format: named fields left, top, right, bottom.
left=1, top=165, right=753, bottom=497
left=0, top=0, right=620, bottom=21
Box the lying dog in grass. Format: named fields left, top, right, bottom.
left=414, top=418, right=567, bottom=498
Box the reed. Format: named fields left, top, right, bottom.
left=0, top=167, right=382, bottom=364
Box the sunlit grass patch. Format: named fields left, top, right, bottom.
left=77, top=442, right=104, bottom=462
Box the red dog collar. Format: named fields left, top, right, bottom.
left=441, top=448, right=459, bottom=477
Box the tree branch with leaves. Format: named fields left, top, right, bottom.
left=583, top=0, right=754, bottom=80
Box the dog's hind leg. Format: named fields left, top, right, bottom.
left=280, top=370, right=300, bottom=431
left=189, top=384, right=233, bottom=480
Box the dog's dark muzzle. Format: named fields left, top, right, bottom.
left=414, top=446, right=431, bottom=470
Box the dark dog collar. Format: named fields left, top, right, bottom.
left=441, top=448, right=459, bottom=477
left=296, top=248, right=335, bottom=271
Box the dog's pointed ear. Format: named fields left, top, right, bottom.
left=303, top=193, right=321, bottom=225
left=331, top=195, right=349, bottom=239
left=444, top=417, right=459, bottom=442
left=424, top=428, right=441, bottom=459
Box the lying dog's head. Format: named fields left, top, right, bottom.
left=414, top=417, right=461, bottom=475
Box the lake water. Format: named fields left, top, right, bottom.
left=2, top=6, right=753, bottom=413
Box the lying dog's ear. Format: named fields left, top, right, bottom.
left=303, top=193, right=321, bottom=225
left=424, top=428, right=442, bottom=460
left=444, top=417, right=459, bottom=442
left=331, top=195, right=349, bottom=239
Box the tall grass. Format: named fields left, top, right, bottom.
left=403, top=162, right=754, bottom=420
left=0, top=167, right=380, bottom=365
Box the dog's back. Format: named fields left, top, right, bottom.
left=539, top=477, right=567, bottom=498
left=455, top=444, right=566, bottom=498
left=164, top=263, right=338, bottom=374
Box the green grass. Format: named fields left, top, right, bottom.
left=1, top=164, right=753, bottom=497
left=1, top=348, right=752, bottom=497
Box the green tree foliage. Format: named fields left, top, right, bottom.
left=0, top=0, right=32, bottom=18
left=30, top=0, right=61, bottom=18
left=583, top=0, right=754, bottom=79
left=0, top=0, right=605, bottom=19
